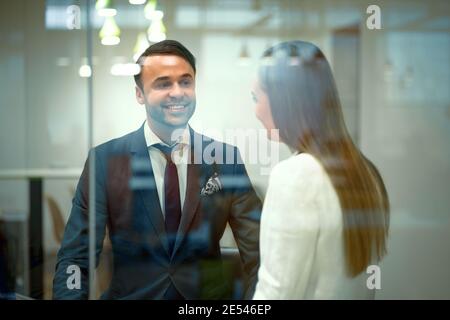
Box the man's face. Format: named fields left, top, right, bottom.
left=136, top=55, right=196, bottom=129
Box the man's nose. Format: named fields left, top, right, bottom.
left=168, top=83, right=184, bottom=98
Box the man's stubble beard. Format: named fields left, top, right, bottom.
left=146, top=99, right=196, bottom=130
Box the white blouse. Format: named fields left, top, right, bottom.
left=253, top=153, right=375, bottom=300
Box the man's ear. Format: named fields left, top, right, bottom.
left=135, top=85, right=145, bottom=105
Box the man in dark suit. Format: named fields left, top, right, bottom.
left=53, top=40, right=261, bottom=299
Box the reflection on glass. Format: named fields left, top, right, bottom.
left=0, top=0, right=449, bottom=301
left=100, top=16, right=121, bottom=46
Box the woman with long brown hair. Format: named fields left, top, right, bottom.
left=252, top=41, right=389, bottom=299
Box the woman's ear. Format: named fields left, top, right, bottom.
left=135, top=86, right=145, bottom=105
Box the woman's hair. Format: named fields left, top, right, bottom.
left=259, top=41, right=390, bottom=276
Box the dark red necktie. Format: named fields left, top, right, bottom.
left=154, top=143, right=182, bottom=254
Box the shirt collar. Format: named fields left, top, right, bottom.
left=144, top=120, right=190, bottom=148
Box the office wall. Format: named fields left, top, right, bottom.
left=360, top=25, right=450, bottom=298
left=0, top=0, right=28, bottom=213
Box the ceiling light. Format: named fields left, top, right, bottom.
left=96, top=0, right=117, bottom=17
left=147, top=18, right=166, bottom=43
left=79, top=65, right=92, bottom=78
left=144, top=0, right=163, bottom=20
left=133, top=32, right=150, bottom=61
left=129, top=0, right=146, bottom=4
left=111, top=63, right=140, bottom=76
left=100, top=16, right=121, bottom=46
left=237, top=43, right=251, bottom=66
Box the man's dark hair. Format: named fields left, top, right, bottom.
left=134, top=39, right=196, bottom=90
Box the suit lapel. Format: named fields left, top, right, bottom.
left=130, top=124, right=170, bottom=256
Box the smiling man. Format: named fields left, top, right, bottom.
left=52, top=40, right=262, bottom=300
left=135, top=48, right=196, bottom=143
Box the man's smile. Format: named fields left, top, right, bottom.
left=162, top=103, right=190, bottom=114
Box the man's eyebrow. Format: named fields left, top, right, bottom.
left=153, top=76, right=171, bottom=82
left=179, top=73, right=193, bottom=79
left=153, top=74, right=193, bottom=83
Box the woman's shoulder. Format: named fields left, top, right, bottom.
left=271, top=152, right=324, bottom=181
left=267, top=153, right=327, bottom=203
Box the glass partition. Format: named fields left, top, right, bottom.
left=0, top=0, right=449, bottom=300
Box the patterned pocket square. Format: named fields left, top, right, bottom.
left=200, top=172, right=222, bottom=196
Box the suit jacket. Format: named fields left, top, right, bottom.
left=53, top=124, right=262, bottom=300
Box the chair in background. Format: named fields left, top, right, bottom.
left=45, top=196, right=65, bottom=245
left=45, top=194, right=112, bottom=298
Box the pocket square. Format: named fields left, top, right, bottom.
left=200, top=172, right=222, bottom=196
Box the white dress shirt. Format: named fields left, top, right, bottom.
left=253, top=152, right=375, bottom=300
left=144, top=121, right=190, bottom=218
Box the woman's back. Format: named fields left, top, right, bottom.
left=254, top=153, right=376, bottom=299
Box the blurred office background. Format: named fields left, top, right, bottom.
left=0, top=0, right=449, bottom=299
